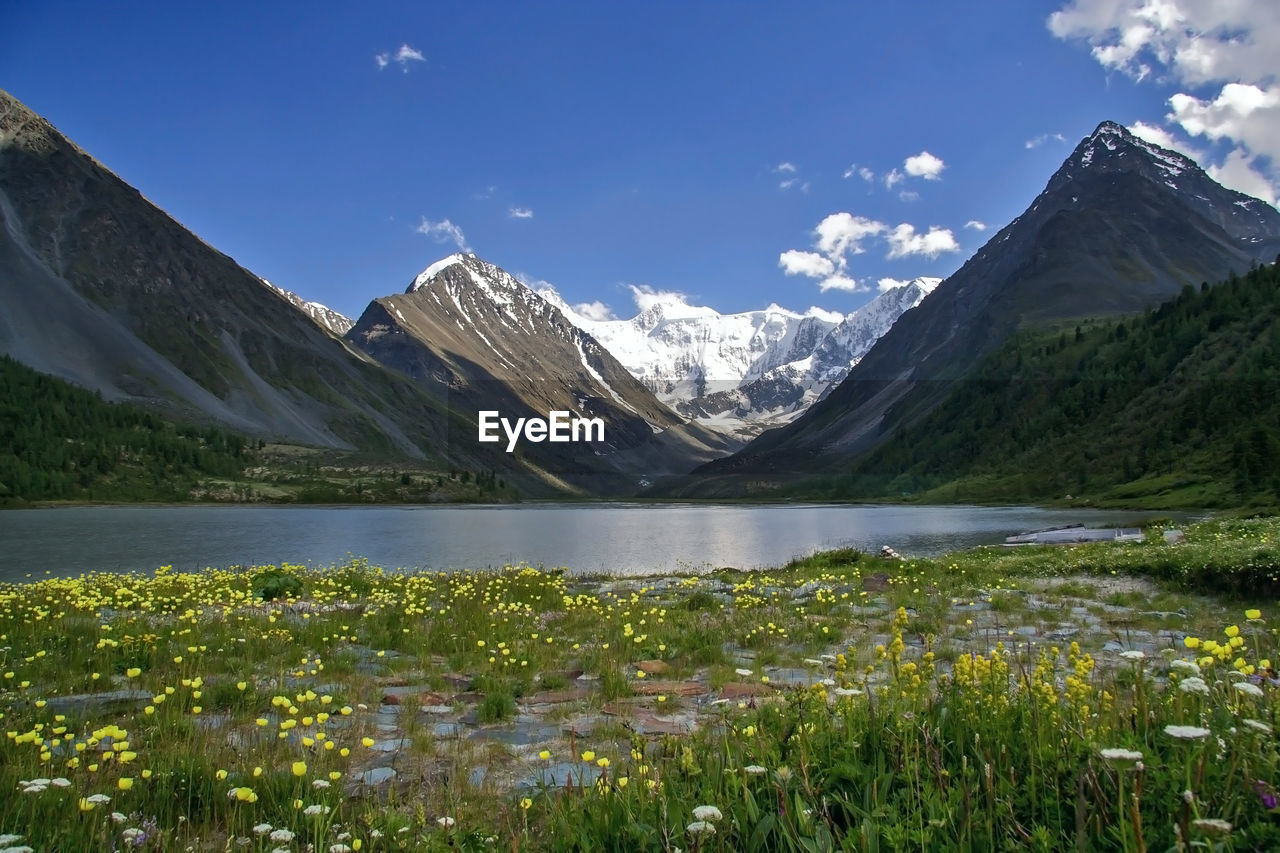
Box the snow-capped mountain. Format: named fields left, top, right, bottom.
left=262, top=280, right=354, bottom=336
left=540, top=280, right=936, bottom=437
left=344, top=254, right=736, bottom=490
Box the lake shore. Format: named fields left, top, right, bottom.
left=2, top=516, right=1278, bottom=850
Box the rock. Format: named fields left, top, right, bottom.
left=720, top=682, right=775, bottom=699
left=44, top=689, right=153, bottom=714
left=1163, top=529, right=1186, bottom=544
left=634, top=660, right=671, bottom=676
left=523, top=688, right=591, bottom=705
left=631, top=680, right=706, bottom=697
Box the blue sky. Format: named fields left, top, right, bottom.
left=4, top=1, right=1277, bottom=320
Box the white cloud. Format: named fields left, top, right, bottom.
left=842, top=164, right=876, bottom=182
left=884, top=168, right=904, bottom=188
left=964, top=220, right=987, bottom=231
left=629, top=284, right=692, bottom=313
left=415, top=218, right=470, bottom=252
left=779, top=250, right=836, bottom=279
left=886, top=224, right=960, bottom=259
left=1025, top=132, right=1067, bottom=148
left=775, top=162, right=797, bottom=173
left=376, top=43, right=427, bottom=73
left=903, top=151, right=946, bottom=180
left=1049, top=0, right=1280, bottom=204
left=814, top=213, right=887, bottom=258
left=1209, top=147, right=1277, bottom=205
left=572, top=300, right=617, bottom=321
left=877, top=277, right=910, bottom=292
left=780, top=213, right=959, bottom=293
left=508, top=207, right=534, bottom=219
left=817, top=274, right=866, bottom=293
left=898, top=190, right=920, bottom=202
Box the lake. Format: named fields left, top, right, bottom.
left=0, top=503, right=1187, bottom=583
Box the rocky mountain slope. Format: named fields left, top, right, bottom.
left=345, top=254, right=738, bottom=491
left=262, top=280, right=354, bottom=337
left=688, top=120, right=1280, bottom=491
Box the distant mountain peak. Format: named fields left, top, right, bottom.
left=408, top=253, right=478, bottom=292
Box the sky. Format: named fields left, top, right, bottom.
left=3, top=1, right=1278, bottom=322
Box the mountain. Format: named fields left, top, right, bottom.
left=0, top=88, right=569, bottom=493
left=690, top=120, right=1280, bottom=491
left=822, top=261, right=1280, bottom=509
left=345, top=254, right=738, bottom=492
left=541, top=279, right=936, bottom=438
left=262, top=280, right=354, bottom=336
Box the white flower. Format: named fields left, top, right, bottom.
left=1165, top=725, right=1211, bottom=740
left=121, top=829, right=145, bottom=843
left=110, top=811, right=128, bottom=824
left=303, top=804, right=329, bottom=816
left=50, top=778, right=71, bottom=788
left=329, top=846, right=352, bottom=853
left=834, top=687, right=862, bottom=696
left=271, top=849, right=291, bottom=853
left=1099, top=748, right=1143, bottom=762
left=269, top=829, right=295, bottom=843
left=86, top=794, right=112, bottom=805
left=312, top=779, right=331, bottom=789
left=1192, top=818, right=1232, bottom=835
left=744, top=765, right=767, bottom=775
left=1244, top=718, right=1273, bottom=734
left=20, top=785, right=46, bottom=794
left=1178, top=677, right=1210, bottom=695
left=687, top=820, right=716, bottom=836
left=692, top=805, right=723, bottom=822
left=1120, top=650, right=1145, bottom=661
left=253, top=823, right=274, bottom=836
left=1234, top=682, right=1264, bottom=698
left=1183, top=789, right=1196, bottom=804
left=735, top=668, right=753, bottom=677
left=1170, top=659, right=1201, bottom=676
left=0, top=838, right=21, bottom=848
left=0, top=846, right=34, bottom=853
left=437, top=817, right=456, bottom=828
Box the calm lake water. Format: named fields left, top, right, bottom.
left=0, top=503, right=1187, bottom=583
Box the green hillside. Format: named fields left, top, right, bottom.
left=807, top=260, right=1280, bottom=509
left=0, top=356, right=254, bottom=502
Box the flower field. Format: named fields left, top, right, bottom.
left=2, top=517, right=1280, bottom=851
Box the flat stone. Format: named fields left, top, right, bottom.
left=631, top=680, right=705, bottom=697
left=433, top=723, right=463, bottom=738
left=356, top=766, right=396, bottom=786
left=634, top=660, right=671, bottom=676
left=370, top=737, right=411, bottom=753
left=520, top=762, right=604, bottom=790
left=628, top=712, right=697, bottom=736
left=562, top=714, right=609, bottom=737
left=419, top=705, right=454, bottom=715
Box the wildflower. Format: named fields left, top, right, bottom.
left=361, top=737, right=375, bottom=747
left=1184, top=637, right=1200, bottom=648
left=1119, top=651, right=1145, bottom=661
left=303, top=804, right=329, bottom=816
left=539, top=750, right=551, bottom=760
left=1165, top=725, right=1211, bottom=740
left=1235, top=682, right=1264, bottom=698
left=312, top=779, right=331, bottom=789
left=437, top=817, right=455, bottom=828
left=745, top=765, right=767, bottom=775
left=1099, top=748, right=1143, bottom=762
left=1178, top=677, right=1210, bottom=695
left=735, top=668, right=753, bottom=677
left=687, top=820, right=716, bottom=837
left=329, top=846, right=352, bottom=853
left=581, top=750, right=596, bottom=762
left=1170, top=660, right=1200, bottom=675
left=693, top=805, right=723, bottom=822
left=597, top=757, right=610, bottom=768
left=117, top=777, right=133, bottom=790
left=292, top=761, right=307, bottom=777
left=125, top=668, right=141, bottom=678
left=253, top=823, right=273, bottom=836
left=1192, top=818, right=1232, bottom=835
left=1246, top=609, right=1263, bottom=620
left=520, top=797, right=532, bottom=810
left=1244, top=719, right=1273, bottom=734
left=269, top=829, right=295, bottom=843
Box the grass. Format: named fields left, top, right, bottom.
left=1, top=517, right=1279, bottom=849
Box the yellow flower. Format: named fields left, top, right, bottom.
left=141, top=769, right=152, bottom=779
left=328, top=771, right=341, bottom=781
left=520, top=797, right=533, bottom=810
left=118, top=777, right=133, bottom=790
left=292, top=761, right=307, bottom=777
left=539, top=750, right=551, bottom=760
left=236, top=681, right=247, bottom=691
left=234, top=786, right=257, bottom=803
left=597, top=757, right=611, bottom=768
left=617, top=776, right=628, bottom=788
left=125, top=668, right=141, bottom=678
left=253, top=766, right=263, bottom=777
left=1184, top=636, right=1201, bottom=649
left=1225, top=625, right=1240, bottom=638
left=216, top=769, right=228, bottom=780
left=1247, top=609, right=1263, bottom=620
left=362, top=737, right=375, bottom=748
left=78, top=798, right=95, bottom=812
left=581, top=750, right=596, bottom=762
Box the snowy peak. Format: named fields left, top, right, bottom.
left=262, top=279, right=354, bottom=336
